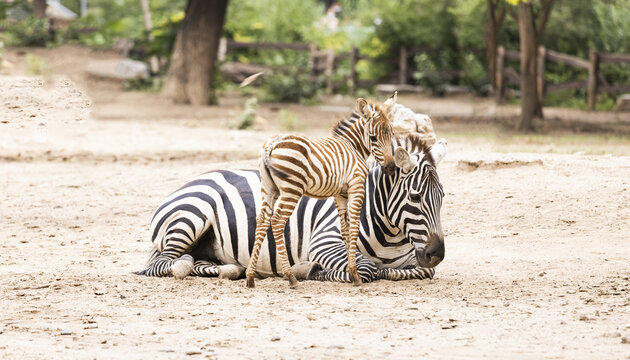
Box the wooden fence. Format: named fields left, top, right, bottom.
left=219, top=38, right=414, bottom=94
left=496, top=45, right=630, bottom=110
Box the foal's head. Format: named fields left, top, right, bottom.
left=357, top=95, right=396, bottom=175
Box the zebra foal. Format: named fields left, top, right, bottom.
left=246, top=97, right=397, bottom=288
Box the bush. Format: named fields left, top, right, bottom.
left=0, top=17, right=50, bottom=47
left=460, top=54, right=491, bottom=96
left=261, top=66, right=322, bottom=103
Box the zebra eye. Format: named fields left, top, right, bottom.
left=369, top=135, right=377, bottom=142
left=409, top=192, right=421, bottom=202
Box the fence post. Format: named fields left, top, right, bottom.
left=587, top=49, right=599, bottom=110
left=309, top=43, right=319, bottom=75
left=496, top=45, right=505, bottom=103
left=537, top=46, right=546, bottom=106
left=349, top=47, right=359, bottom=94
left=325, top=49, right=335, bottom=94
left=399, top=47, right=407, bottom=85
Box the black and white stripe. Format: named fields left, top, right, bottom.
left=136, top=135, right=447, bottom=282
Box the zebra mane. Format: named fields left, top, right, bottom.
left=332, top=112, right=361, bottom=137
left=394, top=134, right=435, bottom=167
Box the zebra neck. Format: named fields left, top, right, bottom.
left=332, top=112, right=371, bottom=159
left=364, top=167, right=402, bottom=237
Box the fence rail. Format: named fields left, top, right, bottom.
left=219, top=38, right=630, bottom=105
left=496, top=45, right=630, bottom=110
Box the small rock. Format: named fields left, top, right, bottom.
left=306, top=314, right=316, bottom=321
left=185, top=347, right=202, bottom=355
left=84, top=324, right=98, bottom=329
left=538, top=272, right=546, bottom=277
left=60, top=329, right=73, bottom=335
left=270, top=336, right=281, bottom=342
left=622, top=337, right=629, bottom=344
left=327, top=345, right=344, bottom=350
left=94, top=289, right=105, bottom=295
left=624, top=323, right=630, bottom=330
left=120, top=294, right=126, bottom=299
left=0, top=326, right=4, bottom=334
left=503, top=302, right=510, bottom=307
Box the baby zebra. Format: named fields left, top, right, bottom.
left=246, top=97, right=397, bottom=288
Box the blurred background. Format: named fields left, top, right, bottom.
left=1, top=0, right=630, bottom=152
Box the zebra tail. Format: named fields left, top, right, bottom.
left=261, top=137, right=289, bottom=179
left=133, top=247, right=160, bottom=275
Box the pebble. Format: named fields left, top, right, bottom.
left=60, top=329, right=73, bottom=335
left=0, top=326, right=3, bottom=334
left=624, top=323, right=630, bottom=330
left=94, top=289, right=105, bottom=295
left=622, top=337, right=629, bottom=344
left=306, top=314, right=316, bottom=321
left=270, top=336, right=281, bottom=342
left=185, top=347, right=202, bottom=355
left=84, top=324, right=98, bottom=329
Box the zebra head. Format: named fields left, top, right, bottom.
left=357, top=97, right=396, bottom=175
left=389, top=136, right=447, bottom=268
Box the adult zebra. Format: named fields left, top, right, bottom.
left=136, top=134, right=447, bottom=283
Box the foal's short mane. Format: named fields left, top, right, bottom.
left=332, top=101, right=391, bottom=138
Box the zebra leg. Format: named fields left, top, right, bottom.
left=345, top=180, right=366, bottom=286
left=190, top=260, right=246, bottom=280
left=245, top=186, right=277, bottom=288
left=334, top=195, right=350, bottom=252
left=191, top=259, right=219, bottom=277
left=135, top=225, right=197, bottom=278
left=269, top=194, right=300, bottom=289
left=376, top=267, right=435, bottom=281
left=310, top=254, right=378, bottom=283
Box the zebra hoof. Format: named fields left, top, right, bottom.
left=350, top=270, right=362, bottom=286
left=287, top=274, right=299, bottom=289
left=290, top=262, right=322, bottom=281
left=245, top=276, right=255, bottom=288
left=171, top=254, right=194, bottom=280
left=217, top=264, right=246, bottom=280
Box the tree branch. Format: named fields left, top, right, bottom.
left=507, top=5, right=518, bottom=22
left=536, top=0, right=554, bottom=44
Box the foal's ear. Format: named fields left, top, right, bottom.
left=357, top=98, right=370, bottom=118
left=394, top=147, right=414, bottom=173
left=383, top=91, right=398, bottom=109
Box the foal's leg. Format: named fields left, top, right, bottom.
left=346, top=178, right=366, bottom=286
left=245, top=185, right=278, bottom=288
left=270, top=194, right=302, bottom=288
left=333, top=195, right=350, bottom=252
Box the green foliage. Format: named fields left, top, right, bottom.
left=412, top=53, right=451, bottom=96
left=236, top=97, right=258, bottom=130
left=0, top=16, right=49, bottom=46
left=123, top=77, right=164, bottom=92
left=261, top=65, right=322, bottom=103
left=460, top=54, right=492, bottom=96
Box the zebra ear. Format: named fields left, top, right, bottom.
left=429, top=138, right=448, bottom=166
left=394, top=147, right=414, bottom=173
left=357, top=98, right=370, bottom=118
left=382, top=91, right=397, bottom=115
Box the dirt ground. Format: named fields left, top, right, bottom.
left=1, top=46, right=629, bottom=359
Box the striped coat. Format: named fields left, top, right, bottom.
left=137, top=134, right=447, bottom=283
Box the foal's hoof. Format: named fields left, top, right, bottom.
left=245, top=276, right=256, bottom=288
left=287, top=274, right=299, bottom=289
left=171, top=254, right=194, bottom=280
left=350, top=271, right=362, bottom=286
left=290, top=262, right=322, bottom=281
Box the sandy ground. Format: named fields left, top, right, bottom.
left=1, top=46, right=629, bottom=359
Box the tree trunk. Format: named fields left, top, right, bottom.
left=516, top=2, right=542, bottom=131
left=484, top=0, right=503, bottom=89
left=485, top=20, right=498, bottom=88
left=33, top=0, right=47, bottom=18
left=162, top=0, right=228, bottom=105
